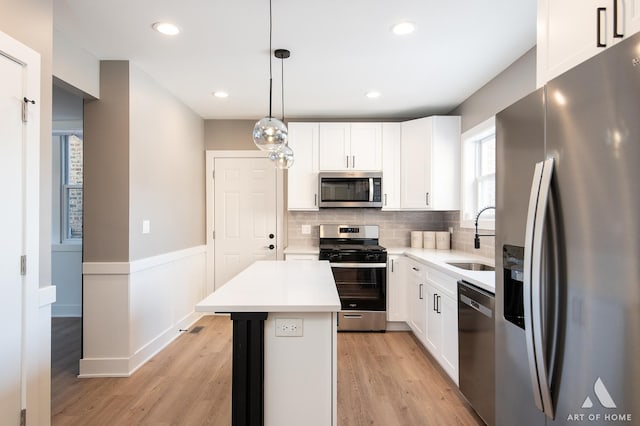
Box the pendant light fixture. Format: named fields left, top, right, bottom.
left=253, top=0, right=288, bottom=153
left=269, top=48, right=294, bottom=169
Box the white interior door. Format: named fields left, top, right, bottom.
left=0, top=52, right=25, bottom=425
left=214, top=157, right=277, bottom=289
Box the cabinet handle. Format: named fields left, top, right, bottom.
left=425, top=192, right=430, bottom=206
left=346, top=156, right=349, bottom=168
left=433, top=294, right=438, bottom=312
left=597, top=7, right=607, bottom=47
left=412, top=267, right=420, bottom=272
left=384, top=193, right=388, bottom=206
left=391, top=259, right=394, bottom=272
left=314, top=193, right=317, bottom=206
left=352, top=155, right=355, bottom=169
left=437, top=295, right=441, bottom=314
left=614, top=0, right=624, bottom=38
left=419, top=283, right=424, bottom=300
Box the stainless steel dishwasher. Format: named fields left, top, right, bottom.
left=458, top=280, right=495, bottom=426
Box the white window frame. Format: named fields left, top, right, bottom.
left=460, top=117, right=495, bottom=230
left=59, top=132, right=83, bottom=244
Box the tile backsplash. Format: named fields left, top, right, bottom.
left=287, top=209, right=495, bottom=260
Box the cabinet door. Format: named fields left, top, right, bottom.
left=537, top=0, right=640, bottom=85
left=387, top=255, right=407, bottom=322
left=381, top=123, right=401, bottom=210
left=287, top=123, right=319, bottom=210
left=439, top=293, right=459, bottom=385
left=400, top=117, right=432, bottom=209
left=627, top=0, right=640, bottom=35
left=406, top=261, right=426, bottom=341
left=424, top=282, right=441, bottom=355
left=319, top=123, right=350, bottom=170
left=349, top=123, right=382, bottom=170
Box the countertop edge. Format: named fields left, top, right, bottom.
left=388, top=247, right=496, bottom=294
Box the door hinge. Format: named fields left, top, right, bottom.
left=20, top=408, right=26, bottom=426
left=212, top=170, right=215, bottom=179
left=22, top=97, right=35, bottom=123
left=20, top=255, right=27, bottom=276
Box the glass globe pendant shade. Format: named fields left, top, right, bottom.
left=253, top=117, right=288, bottom=151
left=268, top=144, right=294, bottom=169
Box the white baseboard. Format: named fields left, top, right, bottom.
left=128, top=311, right=203, bottom=376
left=386, top=321, right=411, bottom=331
left=52, top=304, right=81, bottom=317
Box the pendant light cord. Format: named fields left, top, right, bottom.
left=281, top=56, right=285, bottom=122
left=268, top=0, right=273, bottom=118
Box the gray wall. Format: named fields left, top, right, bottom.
left=84, top=60, right=206, bottom=262
left=205, top=120, right=258, bottom=150
left=0, top=0, right=53, bottom=289
left=450, top=47, right=536, bottom=132
left=84, top=61, right=131, bottom=262
left=129, top=64, right=205, bottom=260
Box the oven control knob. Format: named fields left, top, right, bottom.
left=365, top=253, right=377, bottom=261
left=329, top=253, right=340, bottom=261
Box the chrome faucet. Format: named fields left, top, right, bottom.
left=474, top=206, right=496, bottom=249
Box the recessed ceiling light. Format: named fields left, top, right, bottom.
left=392, top=22, right=415, bottom=36
left=152, top=22, right=180, bottom=36
left=213, top=91, right=229, bottom=99
left=366, top=91, right=381, bottom=99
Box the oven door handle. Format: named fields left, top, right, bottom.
left=329, top=262, right=387, bottom=268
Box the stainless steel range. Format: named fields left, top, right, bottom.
left=318, top=224, right=387, bottom=331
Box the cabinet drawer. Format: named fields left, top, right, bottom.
left=425, top=266, right=458, bottom=298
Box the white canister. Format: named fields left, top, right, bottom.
left=423, top=231, right=436, bottom=249
left=411, top=231, right=423, bottom=248
left=435, top=231, right=451, bottom=250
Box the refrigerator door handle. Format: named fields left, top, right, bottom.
left=523, top=158, right=556, bottom=418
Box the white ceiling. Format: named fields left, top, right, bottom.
left=53, top=0, right=536, bottom=120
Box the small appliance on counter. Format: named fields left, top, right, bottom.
left=318, top=224, right=387, bottom=331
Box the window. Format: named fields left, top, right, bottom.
left=461, top=117, right=495, bottom=229
left=61, top=134, right=83, bottom=242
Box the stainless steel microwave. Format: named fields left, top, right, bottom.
left=318, top=171, right=383, bottom=208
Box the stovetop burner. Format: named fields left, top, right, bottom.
left=318, top=224, right=387, bottom=262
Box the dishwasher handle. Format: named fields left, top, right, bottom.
left=458, top=280, right=494, bottom=318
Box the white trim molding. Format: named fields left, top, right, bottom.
left=80, top=245, right=207, bottom=377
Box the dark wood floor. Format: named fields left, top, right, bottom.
left=52, top=316, right=482, bottom=425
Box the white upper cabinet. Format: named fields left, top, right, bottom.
left=381, top=123, right=401, bottom=210
left=537, top=0, right=640, bottom=86
left=287, top=122, right=319, bottom=210
left=319, top=123, right=382, bottom=171
left=400, top=116, right=460, bottom=210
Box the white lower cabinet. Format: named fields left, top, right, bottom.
left=406, top=258, right=427, bottom=345
left=402, top=256, right=459, bottom=384
left=387, top=255, right=407, bottom=322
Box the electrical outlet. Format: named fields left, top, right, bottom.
left=448, top=226, right=454, bottom=234
left=301, top=224, right=311, bottom=235
left=142, top=220, right=151, bottom=234
left=275, top=318, right=303, bottom=337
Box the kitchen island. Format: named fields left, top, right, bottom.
left=196, top=260, right=340, bottom=426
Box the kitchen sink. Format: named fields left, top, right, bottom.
left=446, top=262, right=495, bottom=272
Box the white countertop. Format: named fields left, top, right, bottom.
left=196, top=260, right=341, bottom=313
left=387, top=247, right=495, bottom=294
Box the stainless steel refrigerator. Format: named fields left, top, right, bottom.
left=495, top=32, right=640, bottom=425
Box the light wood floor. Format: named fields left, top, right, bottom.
left=52, top=316, right=482, bottom=425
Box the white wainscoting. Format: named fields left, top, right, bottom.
left=80, top=246, right=207, bottom=377
left=52, top=244, right=82, bottom=317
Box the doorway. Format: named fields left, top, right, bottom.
left=52, top=84, right=83, bottom=318
left=205, top=151, right=285, bottom=293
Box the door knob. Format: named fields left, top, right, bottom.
left=266, top=244, right=275, bottom=250
left=268, top=233, right=275, bottom=239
